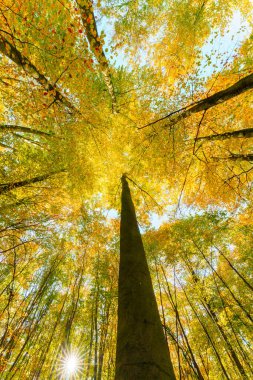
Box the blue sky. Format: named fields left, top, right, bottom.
left=97, top=8, right=252, bottom=229
left=97, top=8, right=251, bottom=74
left=198, top=10, right=251, bottom=78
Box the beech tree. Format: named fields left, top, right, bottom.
left=0, top=0, right=253, bottom=379
left=116, top=175, right=175, bottom=379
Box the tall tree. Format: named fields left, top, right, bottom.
left=77, top=0, right=118, bottom=112
left=0, top=0, right=253, bottom=378
left=115, top=175, right=176, bottom=379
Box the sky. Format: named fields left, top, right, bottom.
left=97, top=8, right=251, bottom=74
left=199, top=10, right=251, bottom=78
left=97, top=7, right=252, bottom=230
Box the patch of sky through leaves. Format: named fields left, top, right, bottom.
left=198, top=10, right=251, bottom=80
left=96, top=10, right=252, bottom=229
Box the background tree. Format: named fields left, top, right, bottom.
left=0, top=0, right=253, bottom=378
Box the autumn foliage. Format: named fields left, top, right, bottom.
left=0, top=0, right=253, bottom=378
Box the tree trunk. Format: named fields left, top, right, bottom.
left=192, top=240, right=253, bottom=323
left=160, top=265, right=205, bottom=380
left=0, top=169, right=66, bottom=195
left=214, top=246, right=253, bottom=292
left=228, top=154, right=253, bottom=162
left=212, top=153, right=253, bottom=162
left=0, top=124, right=53, bottom=137
left=178, top=277, right=231, bottom=380
left=115, top=175, right=176, bottom=379
left=0, top=37, right=79, bottom=114
left=196, top=127, right=253, bottom=142
left=141, top=73, right=253, bottom=129
left=185, top=261, right=247, bottom=379
left=77, top=0, right=118, bottom=113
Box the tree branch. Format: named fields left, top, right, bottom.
left=77, top=0, right=118, bottom=113
left=140, top=73, right=253, bottom=129
left=0, top=37, right=80, bottom=115
left=0, top=124, right=53, bottom=137
left=0, top=169, right=66, bottom=195
left=196, top=127, right=253, bottom=142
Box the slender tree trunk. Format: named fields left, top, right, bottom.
left=163, top=326, right=196, bottom=378
left=85, top=306, right=94, bottom=380
left=0, top=169, right=66, bottom=195
left=154, top=260, right=168, bottom=343
left=93, top=288, right=99, bottom=380
left=97, top=296, right=111, bottom=380
left=33, top=292, right=68, bottom=379
left=141, top=73, right=253, bottom=129
left=185, top=262, right=247, bottom=379
left=192, top=240, right=253, bottom=323
left=177, top=277, right=231, bottom=380
left=0, top=124, right=53, bottom=136
left=160, top=265, right=204, bottom=380
left=0, top=37, right=79, bottom=114
left=196, top=127, right=253, bottom=142
left=115, top=175, right=176, bottom=379
left=77, top=0, right=118, bottom=113
left=214, top=246, right=253, bottom=292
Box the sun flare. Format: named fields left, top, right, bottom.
left=58, top=346, right=84, bottom=379
left=64, top=353, right=78, bottom=375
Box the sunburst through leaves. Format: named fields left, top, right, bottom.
left=57, top=346, right=84, bottom=379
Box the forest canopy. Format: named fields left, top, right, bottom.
left=0, top=0, right=253, bottom=379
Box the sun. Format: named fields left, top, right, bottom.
left=57, top=346, right=84, bottom=379
left=63, top=353, right=79, bottom=375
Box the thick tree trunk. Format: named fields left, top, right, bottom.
left=115, top=175, right=176, bottom=380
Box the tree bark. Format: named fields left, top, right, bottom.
left=196, top=127, right=253, bottom=142
left=115, top=175, right=176, bottom=379
left=0, top=169, right=66, bottom=195
left=160, top=265, right=204, bottom=380
left=77, top=0, right=118, bottom=113
left=228, top=154, right=253, bottom=162
left=0, top=37, right=79, bottom=114
left=0, top=124, right=53, bottom=137
left=141, top=73, right=253, bottom=129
